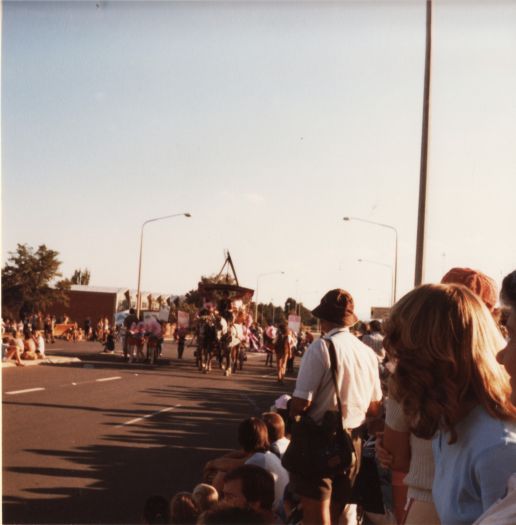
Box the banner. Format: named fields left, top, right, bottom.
left=158, top=307, right=170, bottom=322
left=177, top=310, right=190, bottom=329
left=288, top=314, right=301, bottom=334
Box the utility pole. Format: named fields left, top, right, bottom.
left=414, top=0, right=432, bottom=286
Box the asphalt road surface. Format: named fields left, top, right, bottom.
left=3, top=340, right=297, bottom=524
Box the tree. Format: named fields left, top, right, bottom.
left=71, top=268, right=91, bottom=285
left=1, top=243, right=71, bottom=319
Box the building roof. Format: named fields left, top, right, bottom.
left=70, top=285, right=177, bottom=298
left=70, top=285, right=128, bottom=294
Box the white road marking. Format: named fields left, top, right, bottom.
left=116, top=404, right=181, bottom=428
left=6, top=387, right=45, bottom=395
left=96, top=376, right=122, bottom=383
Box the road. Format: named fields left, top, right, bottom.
left=3, top=340, right=296, bottom=524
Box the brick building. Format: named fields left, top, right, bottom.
left=51, top=285, right=173, bottom=325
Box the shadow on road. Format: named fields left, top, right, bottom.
left=3, top=356, right=292, bottom=524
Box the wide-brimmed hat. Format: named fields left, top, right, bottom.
left=311, top=289, right=358, bottom=326
left=441, top=267, right=498, bottom=311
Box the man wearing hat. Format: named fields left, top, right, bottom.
left=289, top=289, right=383, bottom=525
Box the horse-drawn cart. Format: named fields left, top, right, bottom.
left=195, top=252, right=254, bottom=375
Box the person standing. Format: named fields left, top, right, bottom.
left=361, top=320, right=385, bottom=361
left=274, top=323, right=290, bottom=383
left=288, top=289, right=383, bottom=525
left=123, top=308, right=139, bottom=359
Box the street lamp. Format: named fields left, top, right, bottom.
left=255, top=271, right=285, bottom=324
left=357, top=258, right=394, bottom=306
left=343, top=216, right=398, bottom=302
left=136, top=212, right=191, bottom=317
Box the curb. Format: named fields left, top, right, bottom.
left=2, top=356, right=82, bottom=368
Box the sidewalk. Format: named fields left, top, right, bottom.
left=2, top=355, right=81, bottom=368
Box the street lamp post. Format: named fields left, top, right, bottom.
left=136, top=212, right=191, bottom=317
left=357, top=258, right=394, bottom=306
left=255, top=271, right=285, bottom=324
left=343, top=216, right=398, bottom=303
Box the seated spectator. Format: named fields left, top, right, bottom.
left=262, top=412, right=289, bottom=458
left=170, top=492, right=198, bottom=524
left=204, top=417, right=289, bottom=511
left=103, top=328, right=115, bottom=353
left=2, top=335, right=24, bottom=366
left=197, top=504, right=269, bottom=524
left=22, top=333, right=37, bottom=360
left=33, top=330, right=46, bottom=359
left=270, top=394, right=292, bottom=437
left=204, top=417, right=270, bottom=489
left=222, top=465, right=274, bottom=521
left=192, top=484, right=218, bottom=513
left=142, top=495, right=169, bottom=525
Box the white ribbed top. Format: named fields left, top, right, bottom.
left=385, top=397, right=435, bottom=503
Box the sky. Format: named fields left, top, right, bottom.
left=2, top=0, right=516, bottom=320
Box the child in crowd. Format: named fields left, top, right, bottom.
left=103, top=328, right=115, bottom=353
left=192, top=483, right=218, bottom=513
left=169, top=492, right=198, bottom=524
left=33, top=330, right=45, bottom=359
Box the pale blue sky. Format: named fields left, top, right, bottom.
left=2, top=0, right=516, bottom=319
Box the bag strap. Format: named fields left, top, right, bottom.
left=323, top=337, right=344, bottom=420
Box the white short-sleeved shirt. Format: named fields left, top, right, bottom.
left=293, top=327, right=383, bottom=429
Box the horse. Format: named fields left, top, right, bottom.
left=197, top=314, right=219, bottom=373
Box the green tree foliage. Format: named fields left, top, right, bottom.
left=70, top=268, right=91, bottom=285
left=1, top=243, right=71, bottom=319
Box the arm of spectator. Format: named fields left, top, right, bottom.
left=382, top=423, right=410, bottom=472
left=375, top=432, right=393, bottom=469
left=382, top=424, right=410, bottom=525
left=367, top=400, right=383, bottom=418
left=290, top=396, right=311, bottom=419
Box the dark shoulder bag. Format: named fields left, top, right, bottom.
left=282, top=338, right=355, bottom=478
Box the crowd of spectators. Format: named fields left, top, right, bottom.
left=146, top=267, right=515, bottom=525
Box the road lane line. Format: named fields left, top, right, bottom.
left=96, top=376, right=122, bottom=383
left=116, top=404, right=181, bottom=428
left=6, top=387, right=45, bottom=396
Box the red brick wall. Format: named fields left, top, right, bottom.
left=51, top=291, right=117, bottom=325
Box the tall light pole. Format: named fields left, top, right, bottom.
left=255, top=271, right=285, bottom=324
left=415, top=0, right=433, bottom=286
left=357, top=258, right=394, bottom=306
left=343, top=216, right=398, bottom=303
left=136, top=212, right=191, bottom=317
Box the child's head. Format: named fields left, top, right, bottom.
left=192, top=483, right=218, bottom=512
left=169, top=492, right=198, bottom=524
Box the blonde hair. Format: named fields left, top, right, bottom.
left=192, top=483, right=218, bottom=512
left=384, top=283, right=515, bottom=442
